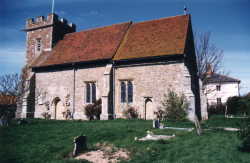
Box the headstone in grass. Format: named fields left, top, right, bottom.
left=17, top=119, right=28, bottom=125
left=73, top=136, right=87, bottom=156
left=153, top=119, right=160, bottom=128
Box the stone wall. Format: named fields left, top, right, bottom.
left=74, top=66, right=107, bottom=119
left=35, top=69, right=74, bottom=119
left=35, top=66, right=107, bottom=120
left=114, top=62, right=186, bottom=119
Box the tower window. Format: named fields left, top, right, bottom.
left=120, top=80, right=133, bottom=103
left=86, top=82, right=96, bottom=103
left=36, top=38, right=42, bottom=52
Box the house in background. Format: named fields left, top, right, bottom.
left=202, top=67, right=240, bottom=106
left=16, top=13, right=208, bottom=121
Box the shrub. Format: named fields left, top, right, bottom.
left=41, top=112, right=51, bottom=120
left=161, top=90, right=188, bottom=121
left=62, top=109, right=71, bottom=120
left=84, top=104, right=95, bottom=120
left=93, top=99, right=102, bottom=120
left=227, top=96, right=250, bottom=115
left=0, top=105, right=16, bottom=126
left=154, top=108, right=166, bottom=121
left=84, top=99, right=102, bottom=120
left=207, top=104, right=226, bottom=117
left=238, top=118, right=250, bottom=152
left=123, top=106, right=139, bottom=119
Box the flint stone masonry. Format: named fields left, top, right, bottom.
left=114, top=62, right=189, bottom=119
left=35, top=66, right=108, bottom=120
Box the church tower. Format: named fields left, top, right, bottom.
left=16, top=14, right=76, bottom=118
left=24, top=13, right=76, bottom=65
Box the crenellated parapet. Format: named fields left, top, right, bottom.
left=25, top=13, right=76, bottom=32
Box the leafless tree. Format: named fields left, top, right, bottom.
left=0, top=73, right=21, bottom=96
left=195, top=32, right=224, bottom=78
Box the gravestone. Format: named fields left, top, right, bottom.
left=17, top=119, right=28, bottom=125
left=73, top=136, right=87, bottom=156
left=153, top=119, right=160, bottom=128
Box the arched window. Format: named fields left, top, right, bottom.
left=92, top=83, right=96, bottom=103
left=121, top=81, right=126, bottom=103
left=127, top=81, right=133, bottom=103
left=86, top=83, right=91, bottom=103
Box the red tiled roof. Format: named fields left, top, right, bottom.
left=33, top=22, right=131, bottom=67
left=114, top=15, right=190, bottom=60
left=32, top=15, right=190, bottom=67
left=0, top=94, right=16, bottom=105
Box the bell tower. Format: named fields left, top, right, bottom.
left=24, top=13, right=76, bottom=65
left=16, top=13, right=76, bottom=118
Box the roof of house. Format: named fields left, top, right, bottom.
left=32, top=14, right=190, bottom=68
left=0, top=94, right=16, bottom=106
left=202, top=73, right=241, bottom=84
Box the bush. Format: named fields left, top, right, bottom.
left=208, top=104, right=226, bottom=117
left=161, top=90, right=188, bottom=121
left=93, top=99, right=102, bottom=120
left=41, top=112, right=51, bottom=120
left=238, top=118, right=250, bottom=152
left=154, top=108, right=166, bottom=121
left=84, top=99, right=102, bottom=120
left=123, top=106, right=139, bottom=119
left=0, top=105, right=16, bottom=126
left=227, top=96, right=250, bottom=115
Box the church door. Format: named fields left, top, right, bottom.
left=145, top=98, right=154, bottom=120
left=54, top=98, right=64, bottom=120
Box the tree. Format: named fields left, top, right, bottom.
left=0, top=73, right=21, bottom=126
left=195, top=32, right=224, bottom=78
left=0, top=73, right=21, bottom=96
left=160, top=90, right=188, bottom=121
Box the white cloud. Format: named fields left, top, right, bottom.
left=0, top=48, right=25, bottom=75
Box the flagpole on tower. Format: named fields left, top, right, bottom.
left=184, top=5, right=187, bottom=15
left=52, top=0, right=55, bottom=14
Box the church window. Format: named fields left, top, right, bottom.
left=120, top=80, right=133, bottom=103
left=121, top=81, right=126, bottom=103
left=217, top=98, right=222, bottom=105
left=128, top=81, right=133, bottom=103
left=216, top=85, right=221, bottom=91
left=92, top=83, right=96, bottom=103
left=36, top=38, right=42, bottom=52
left=86, top=82, right=96, bottom=103
left=86, top=83, right=91, bottom=103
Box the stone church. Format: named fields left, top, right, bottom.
left=17, top=13, right=205, bottom=120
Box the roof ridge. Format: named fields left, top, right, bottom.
left=65, top=14, right=189, bottom=38
left=214, top=73, right=240, bottom=81
left=65, top=21, right=132, bottom=37
left=133, top=14, right=190, bottom=25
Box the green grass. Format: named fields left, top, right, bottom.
left=0, top=116, right=249, bottom=163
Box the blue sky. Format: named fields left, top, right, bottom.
left=1, top=0, right=249, bottom=94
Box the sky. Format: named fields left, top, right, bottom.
left=0, top=0, right=249, bottom=94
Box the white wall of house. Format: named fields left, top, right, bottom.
left=205, top=82, right=240, bottom=105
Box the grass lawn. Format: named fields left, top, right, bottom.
left=0, top=116, right=249, bottom=163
